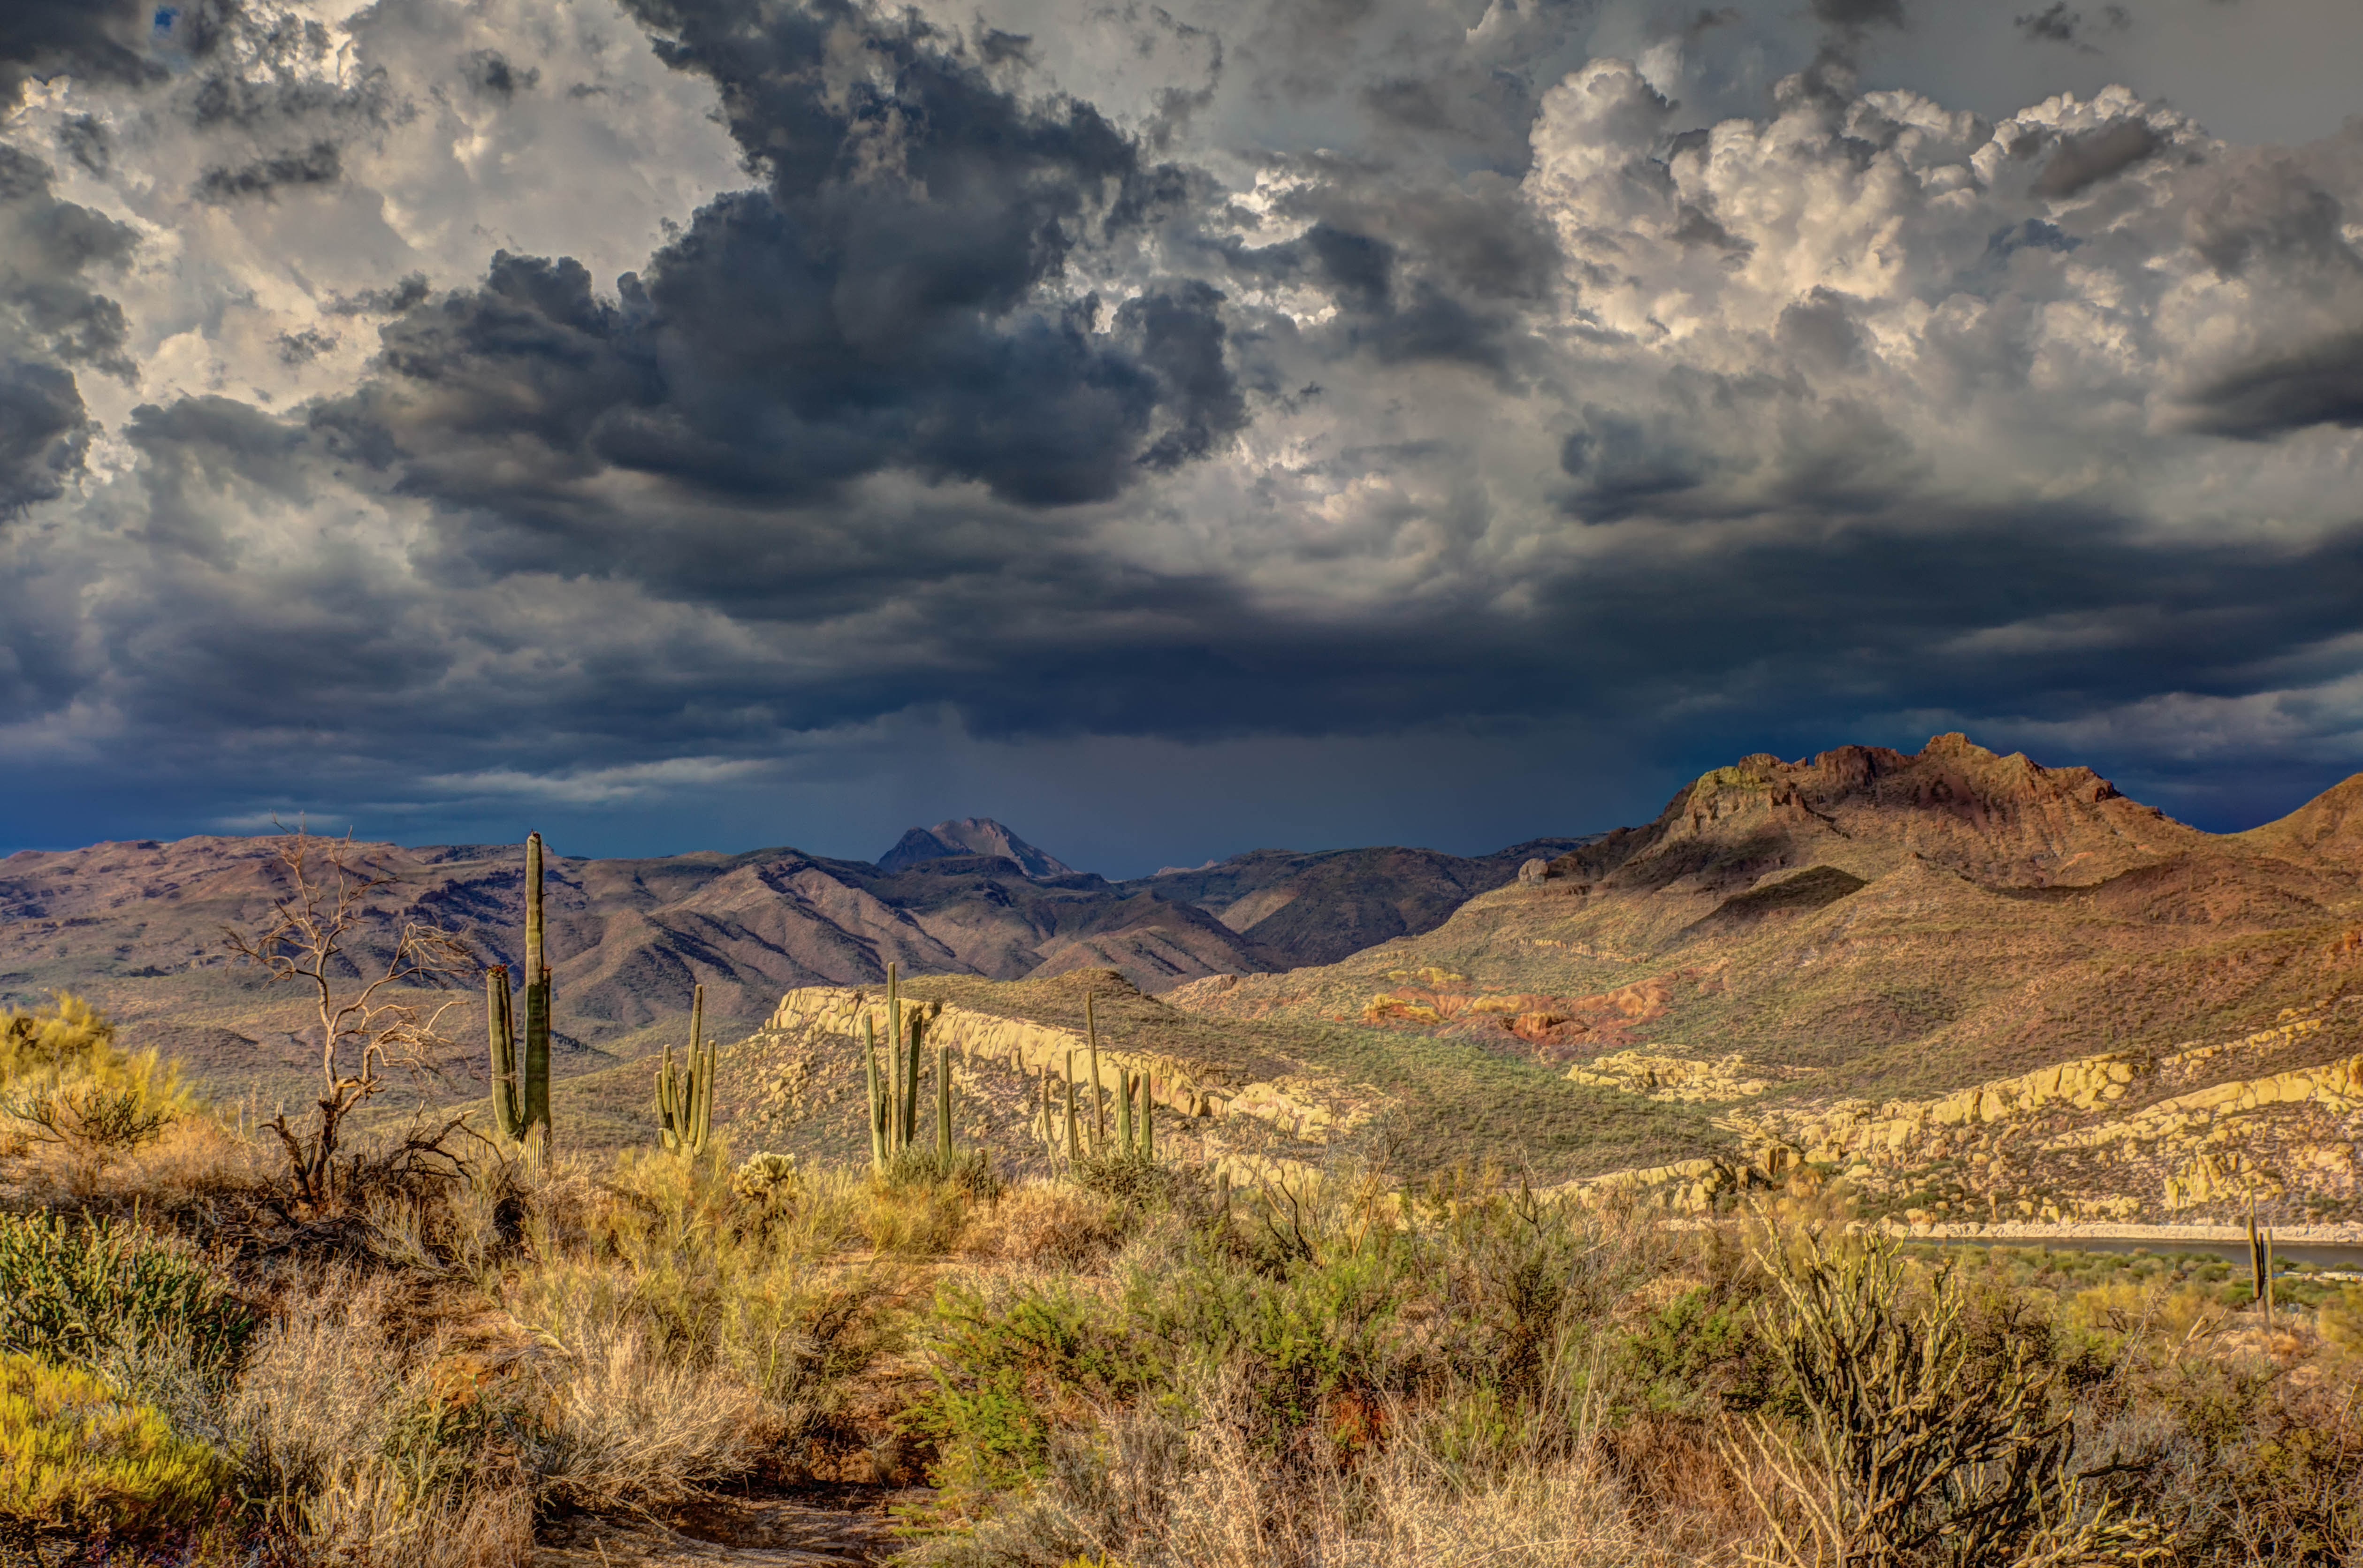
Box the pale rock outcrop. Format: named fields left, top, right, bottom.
left=1567, top=1050, right=1777, bottom=1103
left=2044, top=1054, right=2363, bottom=1152
left=761, top=986, right=1228, bottom=1118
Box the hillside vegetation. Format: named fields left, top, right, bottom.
left=1, top=991, right=2359, bottom=1566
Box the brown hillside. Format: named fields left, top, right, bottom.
left=1172, top=736, right=2363, bottom=1102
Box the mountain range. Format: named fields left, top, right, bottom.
left=0, top=819, right=1583, bottom=1102
left=9, top=733, right=2360, bottom=1226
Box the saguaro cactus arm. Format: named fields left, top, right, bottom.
left=488, top=966, right=524, bottom=1142
left=1087, top=994, right=1106, bottom=1152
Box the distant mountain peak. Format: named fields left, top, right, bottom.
left=877, top=818, right=1077, bottom=879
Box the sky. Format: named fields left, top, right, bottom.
left=2, top=0, right=2361, bottom=878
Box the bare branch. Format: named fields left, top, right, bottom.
left=225, top=823, right=482, bottom=1209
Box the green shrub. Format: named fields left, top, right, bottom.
left=0, top=995, right=198, bottom=1179
left=0, top=1352, right=228, bottom=1542
left=1070, top=1147, right=1170, bottom=1208
left=916, top=1281, right=1166, bottom=1493
left=0, top=1212, right=251, bottom=1379
left=0, top=995, right=115, bottom=1081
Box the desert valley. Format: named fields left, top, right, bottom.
left=13, top=734, right=2357, bottom=1233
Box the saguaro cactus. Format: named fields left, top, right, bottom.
left=937, top=1043, right=953, bottom=1162
left=864, top=962, right=952, bottom=1169
left=488, top=832, right=554, bottom=1154
left=656, top=983, right=716, bottom=1157
left=1087, top=994, right=1106, bottom=1152
left=2249, top=1204, right=2276, bottom=1325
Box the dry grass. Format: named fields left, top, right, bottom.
left=229, top=1270, right=536, bottom=1567
left=958, top=1181, right=1127, bottom=1269
left=522, top=1292, right=781, bottom=1508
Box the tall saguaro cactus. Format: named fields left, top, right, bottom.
left=865, top=962, right=957, bottom=1170
left=656, top=983, right=716, bottom=1157
left=937, top=1043, right=953, bottom=1162
left=488, top=831, right=554, bottom=1155
left=1087, top=994, right=1106, bottom=1152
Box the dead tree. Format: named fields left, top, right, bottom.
left=224, top=826, right=476, bottom=1208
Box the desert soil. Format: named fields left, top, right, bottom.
left=535, top=1487, right=928, bottom=1566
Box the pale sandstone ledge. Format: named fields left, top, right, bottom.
left=755, top=985, right=1350, bottom=1142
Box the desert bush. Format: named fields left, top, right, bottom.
left=0, top=994, right=116, bottom=1080
left=521, top=1296, right=779, bottom=1507
left=230, top=1269, right=537, bottom=1566
left=963, top=1180, right=1131, bottom=1270
left=1730, top=1231, right=2170, bottom=1568
left=503, top=1146, right=908, bottom=1478
left=0, top=996, right=199, bottom=1189
left=0, top=1211, right=252, bottom=1385
left=0, top=1351, right=229, bottom=1548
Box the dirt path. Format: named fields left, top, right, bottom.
left=535, top=1487, right=928, bottom=1567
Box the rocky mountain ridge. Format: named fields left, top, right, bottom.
left=0, top=822, right=1583, bottom=1104
left=1163, top=735, right=2363, bottom=1219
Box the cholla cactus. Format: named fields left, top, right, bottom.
left=731, top=1150, right=800, bottom=1203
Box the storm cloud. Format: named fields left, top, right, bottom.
left=3, top=0, right=2363, bottom=868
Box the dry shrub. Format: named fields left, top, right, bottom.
left=1597, top=1411, right=1760, bottom=1559
left=960, top=1180, right=1127, bottom=1270
left=863, top=1177, right=973, bottom=1257
left=230, top=1269, right=534, bottom=1568
left=1152, top=1367, right=1671, bottom=1568
left=922, top=1362, right=1685, bottom=1568
left=294, top=1469, right=533, bottom=1568
left=524, top=1286, right=780, bottom=1508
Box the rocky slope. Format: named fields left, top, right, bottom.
left=1165, top=735, right=2363, bottom=1222
left=703, top=968, right=1725, bottom=1185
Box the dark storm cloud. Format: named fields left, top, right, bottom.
left=0, top=0, right=158, bottom=110
left=0, top=145, right=139, bottom=378
left=0, top=144, right=136, bottom=518
left=1812, top=0, right=1905, bottom=28
left=194, top=139, right=344, bottom=201
left=2013, top=3, right=2127, bottom=46
left=0, top=358, right=91, bottom=513
left=55, top=115, right=110, bottom=178
left=327, top=275, right=433, bottom=317
left=462, top=49, right=538, bottom=99
left=318, top=0, right=1243, bottom=523
left=2179, top=330, right=2363, bottom=437
left=2032, top=118, right=2162, bottom=198
left=10, top=0, right=2363, bottom=860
